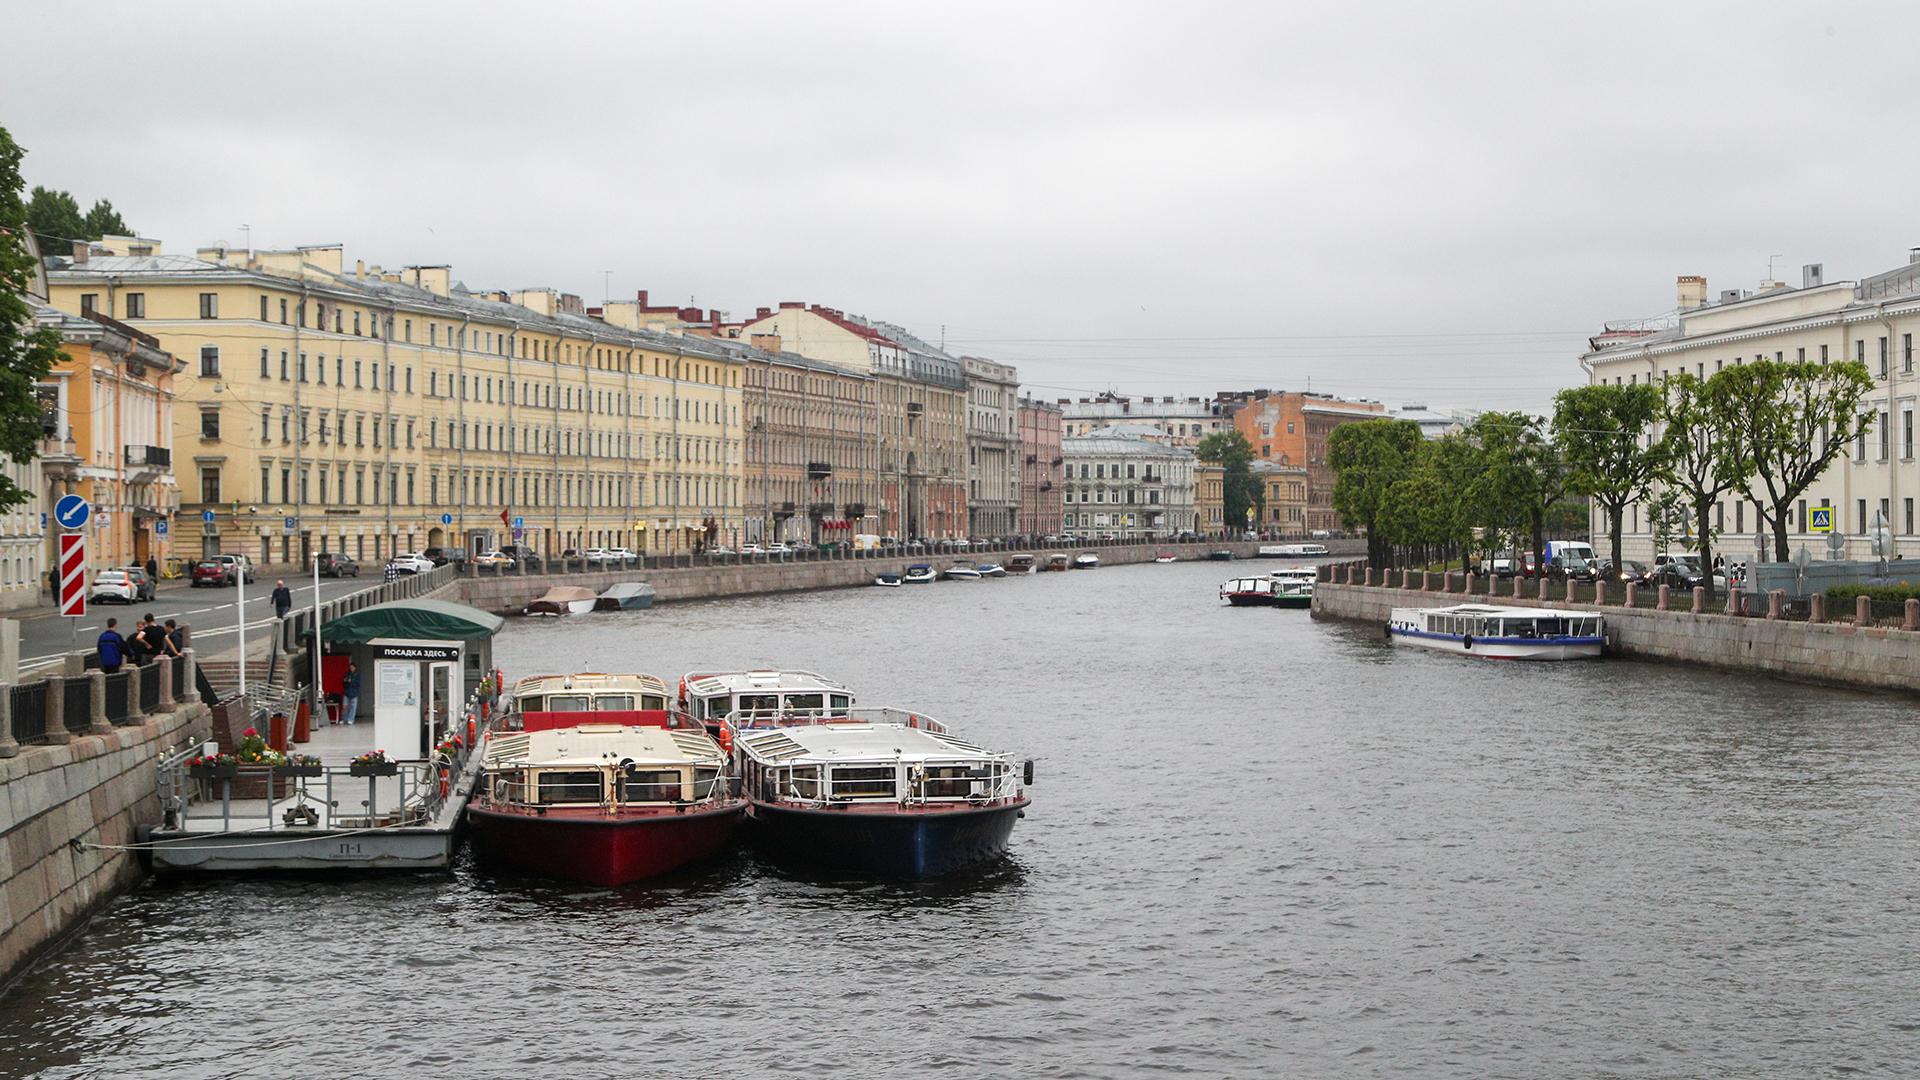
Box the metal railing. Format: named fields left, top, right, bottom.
left=480, top=770, right=725, bottom=811
left=62, top=680, right=92, bottom=734
left=10, top=681, right=49, bottom=744
left=279, top=562, right=455, bottom=652
left=157, top=752, right=443, bottom=833
left=138, top=663, right=162, bottom=714
left=771, top=757, right=1021, bottom=806
left=726, top=704, right=948, bottom=735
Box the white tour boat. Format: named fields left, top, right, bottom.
left=1387, top=604, right=1605, bottom=660
left=1259, top=543, right=1330, bottom=558
left=677, top=669, right=855, bottom=741
left=1267, top=566, right=1316, bottom=608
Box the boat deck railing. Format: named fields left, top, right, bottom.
left=479, top=770, right=726, bottom=813
left=778, top=757, right=1022, bottom=807
left=726, top=705, right=949, bottom=735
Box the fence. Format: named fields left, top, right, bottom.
left=104, top=670, right=133, bottom=726
left=0, top=652, right=199, bottom=753
left=139, top=663, right=163, bottom=714
left=9, top=681, right=49, bottom=745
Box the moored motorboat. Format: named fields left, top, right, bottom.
left=677, top=669, right=854, bottom=742
left=1220, top=576, right=1281, bottom=606
left=903, top=563, right=937, bottom=584
left=975, top=562, right=1006, bottom=578
left=525, top=585, right=599, bottom=616
left=1207, top=549, right=1235, bottom=561
left=1071, top=551, right=1100, bottom=569
left=1387, top=604, right=1605, bottom=660
left=1043, top=554, right=1071, bottom=572
left=873, top=572, right=903, bottom=587
left=1267, top=566, right=1315, bottom=609
left=943, top=562, right=983, bottom=581
left=594, top=582, right=656, bottom=611
left=1154, top=551, right=1176, bottom=563
left=1006, top=553, right=1037, bottom=574
left=468, top=673, right=745, bottom=886
left=729, top=706, right=1029, bottom=878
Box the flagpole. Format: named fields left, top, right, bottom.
left=237, top=559, right=247, bottom=697
left=312, top=552, right=322, bottom=715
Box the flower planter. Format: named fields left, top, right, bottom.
left=189, top=764, right=238, bottom=780
left=349, top=761, right=399, bottom=777
left=276, top=763, right=325, bottom=778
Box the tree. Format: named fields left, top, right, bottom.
left=1468, top=412, right=1566, bottom=574
left=1328, top=418, right=1422, bottom=569
left=1655, top=372, right=1749, bottom=596
left=1196, top=430, right=1262, bottom=536
left=1712, top=359, right=1874, bottom=562
left=0, top=128, right=65, bottom=510
left=81, top=198, right=128, bottom=238
left=25, top=186, right=130, bottom=257
left=1644, top=486, right=1687, bottom=559
left=1554, top=382, right=1663, bottom=571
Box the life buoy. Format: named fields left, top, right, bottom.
left=1462, top=634, right=1475, bottom=651
left=437, top=768, right=450, bottom=799
left=717, top=727, right=733, bottom=755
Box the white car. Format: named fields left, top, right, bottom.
left=739, top=544, right=766, bottom=556
left=764, top=542, right=792, bottom=556
left=582, top=547, right=612, bottom=564
left=387, top=552, right=436, bottom=574
left=604, top=547, right=638, bottom=564
left=90, top=570, right=138, bottom=603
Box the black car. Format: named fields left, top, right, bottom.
left=1647, top=560, right=1709, bottom=589
left=317, top=552, right=360, bottom=578
left=499, top=544, right=543, bottom=571
left=421, top=546, right=469, bottom=568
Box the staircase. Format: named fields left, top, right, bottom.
left=195, top=658, right=287, bottom=700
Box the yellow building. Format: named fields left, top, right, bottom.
left=32, top=305, right=182, bottom=572
left=1195, top=462, right=1225, bottom=537
left=1251, top=459, right=1309, bottom=537
left=45, top=239, right=746, bottom=564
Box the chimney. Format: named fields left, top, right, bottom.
left=635, top=289, right=649, bottom=307
left=71, top=240, right=89, bottom=263
left=355, top=259, right=365, bottom=278
left=751, top=332, right=782, bottom=352
left=1802, top=263, right=1824, bottom=289
left=756, top=307, right=772, bottom=320
left=1676, top=275, right=1707, bottom=311
left=780, top=300, right=803, bottom=309
left=1718, top=288, right=1742, bottom=304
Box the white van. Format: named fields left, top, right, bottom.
left=1544, top=540, right=1595, bottom=564
left=852, top=533, right=882, bottom=552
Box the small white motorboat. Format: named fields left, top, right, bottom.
left=976, top=563, right=1006, bottom=578
left=873, top=573, right=903, bottom=587
left=943, top=562, right=983, bottom=581
left=903, top=564, right=937, bottom=584
left=594, top=582, right=656, bottom=611
left=1071, top=552, right=1100, bottom=569
left=525, top=585, right=599, bottom=616
left=1007, top=554, right=1037, bottom=574
left=1154, top=551, right=1176, bottom=564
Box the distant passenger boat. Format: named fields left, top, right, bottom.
left=594, top=582, right=656, bottom=611
left=1071, top=552, right=1100, bottom=569
left=1387, top=604, right=1605, bottom=660
left=903, top=564, right=937, bottom=584
left=1220, top=576, right=1282, bottom=606
left=1259, top=543, right=1330, bottom=558
left=1006, top=553, right=1037, bottom=574
left=1267, top=567, right=1315, bottom=608
left=525, top=586, right=598, bottom=615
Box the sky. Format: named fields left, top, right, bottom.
left=8, top=1, right=1920, bottom=413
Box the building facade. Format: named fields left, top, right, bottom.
left=963, top=356, right=1019, bottom=538
left=1251, top=459, right=1309, bottom=536
left=1060, top=428, right=1196, bottom=539
left=32, top=306, right=182, bottom=575
left=1231, top=390, right=1385, bottom=534
left=1058, top=393, right=1235, bottom=445
left=732, top=336, right=879, bottom=544
left=46, top=239, right=748, bottom=566
left=1016, top=398, right=1064, bottom=537
left=1585, top=257, right=1920, bottom=561
left=1195, top=462, right=1225, bottom=537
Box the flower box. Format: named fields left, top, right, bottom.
left=349, top=761, right=399, bottom=777
left=276, top=763, right=325, bottom=778
left=189, top=764, right=238, bottom=780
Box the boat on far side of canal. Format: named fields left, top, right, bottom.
left=976, top=562, right=1006, bottom=578
left=1387, top=604, right=1605, bottom=661
left=1071, top=551, right=1100, bottom=569
left=943, top=562, right=983, bottom=580
left=526, top=586, right=599, bottom=616
left=1154, top=550, right=1176, bottom=563
left=1220, top=576, right=1281, bottom=606
left=903, top=563, right=938, bottom=584
left=1043, top=554, right=1071, bottom=572
left=1007, top=553, right=1037, bottom=574
left=873, top=571, right=903, bottom=587
left=1268, top=566, right=1316, bottom=609
left=594, top=582, right=656, bottom=611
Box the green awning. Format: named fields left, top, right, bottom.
left=320, top=599, right=504, bottom=645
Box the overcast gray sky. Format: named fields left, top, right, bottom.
left=8, top=2, right=1917, bottom=412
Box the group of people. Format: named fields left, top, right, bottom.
left=94, top=614, right=183, bottom=674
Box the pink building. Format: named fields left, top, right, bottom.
left=1017, top=398, right=1064, bottom=536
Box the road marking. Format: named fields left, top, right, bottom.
left=185, top=607, right=214, bottom=615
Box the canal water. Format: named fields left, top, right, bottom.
left=4, top=561, right=1917, bottom=1078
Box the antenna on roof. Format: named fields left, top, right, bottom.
left=1767, top=253, right=1783, bottom=282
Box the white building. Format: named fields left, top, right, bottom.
left=1058, top=394, right=1235, bottom=446
left=1060, top=428, right=1196, bottom=538
left=962, top=356, right=1019, bottom=538
left=1584, top=253, right=1920, bottom=561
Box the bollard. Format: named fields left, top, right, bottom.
left=1724, top=587, right=1740, bottom=616
left=1657, top=584, right=1670, bottom=611
left=1809, top=593, right=1825, bottom=623
left=1443, top=571, right=1455, bottom=593
left=1595, top=580, right=1607, bottom=606
left=294, top=698, right=312, bottom=743
left=1537, top=577, right=1550, bottom=601
left=0, top=690, right=14, bottom=758
left=269, top=712, right=289, bottom=752
left=1623, top=582, right=1635, bottom=607
left=1364, top=567, right=1374, bottom=586
left=1465, top=572, right=1477, bottom=594
left=88, top=670, right=110, bottom=735
left=1907, top=598, right=1920, bottom=632
left=180, top=648, right=199, bottom=704
left=1767, top=590, right=1784, bottom=620
left=1565, top=578, right=1577, bottom=604
left=1691, top=586, right=1705, bottom=614
left=1857, top=594, right=1873, bottom=626
left=1420, top=570, right=1431, bottom=591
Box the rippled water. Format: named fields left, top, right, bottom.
left=5, top=562, right=1919, bottom=1078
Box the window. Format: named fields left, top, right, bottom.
left=124, top=293, right=145, bottom=318
left=1859, top=499, right=1868, bottom=533
left=80, top=293, right=97, bottom=314
left=279, top=351, right=288, bottom=381
left=259, top=347, right=269, bottom=378
left=260, top=295, right=268, bottom=321
left=405, top=367, right=413, bottom=394
left=538, top=771, right=604, bottom=804
left=199, top=292, right=217, bottom=319
left=1906, top=411, right=1914, bottom=459
left=298, top=352, right=308, bottom=382
left=1906, top=334, right=1914, bottom=374
left=1798, top=499, right=1808, bottom=531
left=279, top=298, right=288, bottom=324
left=200, top=467, right=221, bottom=503
left=1821, top=344, right=1829, bottom=364
left=199, top=346, right=220, bottom=377
left=1908, top=498, right=1914, bottom=536
left=1735, top=501, right=1743, bottom=533
left=354, top=361, right=363, bottom=388
left=1881, top=411, right=1891, bottom=460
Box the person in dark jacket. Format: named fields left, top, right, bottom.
left=163, top=618, right=185, bottom=657
left=139, top=614, right=171, bottom=660
left=339, top=660, right=361, bottom=726
left=124, top=616, right=150, bottom=666
left=145, top=556, right=159, bottom=582
left=96, top=618, right=127, bottom=673
left=270, top=580, right=293, bottom=619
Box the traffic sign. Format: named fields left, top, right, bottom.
left=440, top=513, right=453, bottom=526
left=512, top=516, right=525, bottom=529
left=95, top=512, right=109, bottom=530
left=58, top=534, right=85, bottom=617
left=54, top=494, right=90, bottom=531
left=155, top=519, right=169, bottom=537
left=202, top=509, right=216, bottom=524
left=512, top=528, right=524, bottom=540
left=1809, top=506, right=1834, bottom=533
left=284, top=516, right=298, bottom=535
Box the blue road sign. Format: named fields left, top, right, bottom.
left=1809, top=506, right=1834, bottom=533
left=440, top=513, right=454, bottom=526
left=284, top=516, right=298, bottom=534
left=513, top=516, right=525, bottom=529
left=202, top=509, right=216, bottom=524
left=54, top=494, right=90, bottom=530
left=156, top=519, right=169, bottom=537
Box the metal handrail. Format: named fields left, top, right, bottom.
left=724, top=704, right=948, bottom=734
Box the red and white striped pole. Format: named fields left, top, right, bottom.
left=58, top=533, right=86, bottom=618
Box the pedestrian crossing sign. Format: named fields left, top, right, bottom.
left=1809, top=506, right=1834, bottom=533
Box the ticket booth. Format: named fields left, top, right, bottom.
left=367, top=638, right=463, bottom=761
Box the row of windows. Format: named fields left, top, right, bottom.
left=1066, top=488, right=1165, bottom=505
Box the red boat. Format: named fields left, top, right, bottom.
left=467, top=673, right=745, bottom=886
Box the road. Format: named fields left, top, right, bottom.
left=18, top=573, right=382, bottom=671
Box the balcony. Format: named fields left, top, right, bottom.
left=807, top=502, right=834, bottom=518
left=125, top=445, right=172, bottom=468
left=1141, top=474, right=1161, bottom=484
left=843, top=502, right=867, bottom=519
left=807, top=461, right=832, bottom=479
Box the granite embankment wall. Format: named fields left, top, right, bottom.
left=451, top=540, right=1337, bottom=614
left=1312, top=576, right=1920, bottom=694
left=1, top=697, right=213, bottom=990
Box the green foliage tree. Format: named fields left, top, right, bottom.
left=25, top=185, right=130, bottom=257
left=1654, top=372, right=1749, bottom=596
left=1467, top=412, right=1566, bottom=574
left=0, top=128, right=65, bottom=510
left=81, top=198, right=128, bottom=238
left=1328, top=418, right=1422, bottom=568
left=1196, top=430, right=1262, bottom=536
left=1712, top=358, right=1875, bottom=561
left=1554, top=382, right=1663, bottom=571
left=1643, top=487, right=1688, bottom=560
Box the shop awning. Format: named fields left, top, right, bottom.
left=320, top=599, right=504, bottom=645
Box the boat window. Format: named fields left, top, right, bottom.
left=595, top=694, right=635, bottom=711
left=537, top=770, right=604, bottom=804
left=831, top=766, right=897, bottom=799
left=641, top=694, right=666, bottom=710
left=789, top=765, right=821, bottom=800
left=786, top=693, right=826, bottom=713
left=829, top=694, right=852, bottom=712
left=518, top=696, right=543, bottom=712
left=692, top=767, right=720, bottom=799
left=741, top=694, right=779, bottom=717
left=622, top=769, right=681, bottom=802
left=925, top=765, right=982, bottom=799
left=547, top=694, right=590, bottom=712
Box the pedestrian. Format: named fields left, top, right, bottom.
left=163, top=618, right=185, bottom=657
left=270, top=579, right=292, bottom=619
left=145, top=555, right=158, bottom=582
left=96, top=618, right=127, bottom=674
left=139, top=613, right=171, bottom=660
left=340, top=659, right=361, bottom=726
left=124, top=616, right=150, bottom=666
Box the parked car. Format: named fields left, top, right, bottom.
left=1647, top=559, right=1727, bottom=591
left=116, top=566, right=156, bottom=601
left=316, top=552, right=360, bottom=578
left=604, top=547, right=638, bottom=564
left=499, top=544, right=543, bottom=570
left=1309, top=529, right=1333, bottom=540
left=473, top=550, right=515, bottom=569
left=190, top=559, right=232, bottom=587
left=1547, top=554, right=1599, bottom=582
left=218, top=553, right=256, bottom=584
left=738, top=543, right=766, bottom=556
left=90, top=570, right=138, bottom=604
left=1609, top=559, right=1649, bottom=584
left=421, top=546, right=468, bottom=568
left=764, top=542, right=793, bottom=556
left=388, top=552, right=436, bottom=575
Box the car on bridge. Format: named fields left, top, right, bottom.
left=90, top=570, right=140, bottom=604
left=387, top=552, right=437, bottom=575
left=316, top=552, right=360, bottom=578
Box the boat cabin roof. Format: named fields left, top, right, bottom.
left=681, top=669, right=847, bottom=699
left=736, top=721, right=997, bottom=766
left=514, top=672, right=670, bottom=697
left=1224, top=577, right=1275, bottom=590
left=485, top=723, right=724, bottom=769
left=1420, top=604, right=1582, bottom=620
